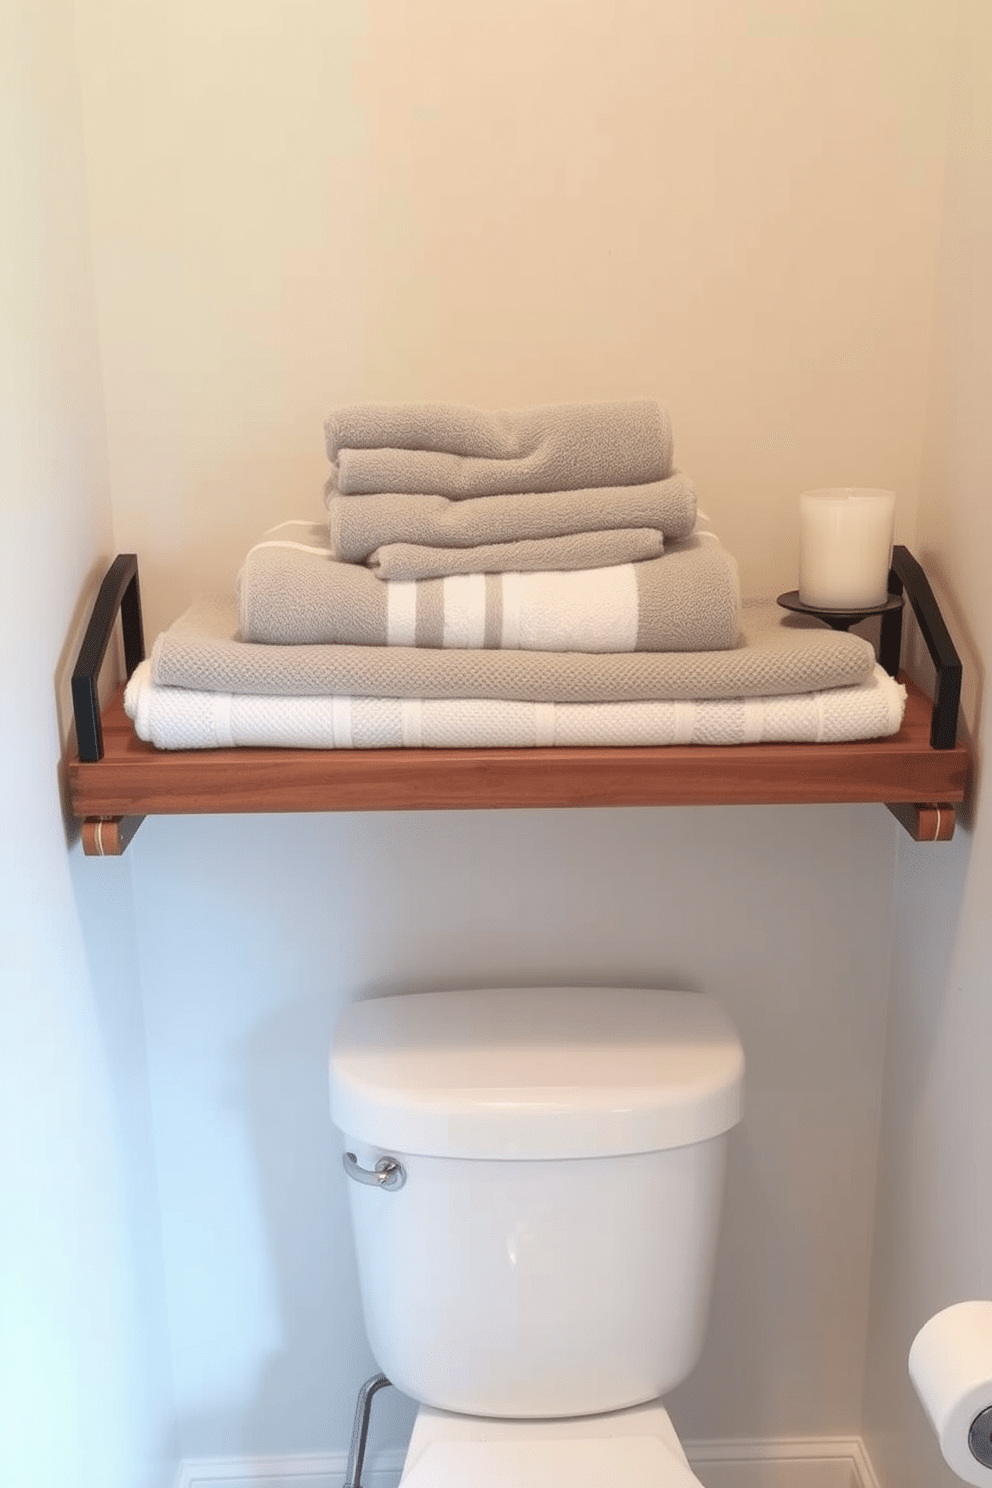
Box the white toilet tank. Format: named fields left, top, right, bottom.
left=329, top=986, right=744, bottom=1419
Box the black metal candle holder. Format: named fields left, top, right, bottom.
left=775, top=546, right=960, bottom=750
left=775, top=589, right=904, bottom=633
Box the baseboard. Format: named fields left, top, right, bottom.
left=175, top=1436, right=882, bottom=1488
left=685, top=1436, right=882, bottom=1488
left=175, top=1450, right=407, bottom=1488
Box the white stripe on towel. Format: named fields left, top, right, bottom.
left=742, top=698, right=764, bottom=744
left=443, top=573, right=487, bottom=648
left=331, top=696, right=353, bottom=749
left=213, top=693, right=235, bottom=748
left=246, top=521, right=329, bottom=559
left=401, top=698, right=423, bottom=747
left=815, top=690, right=826, bottom=744
left=245, top=540, right=330, bottom=557
left=516, top=565, right=637, bottom=653
left=534, top=703, right=556, bottom=747
left=501, top=571, right=522, bottom=649
left=387, top=582, right=418, bottom=646
left=672, top=701, right=695, bottom=745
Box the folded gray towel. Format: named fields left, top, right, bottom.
left=369, top=527, right=664, bottom=580
left=152, top=596, right=875, bottom=703
left=326, top=473, right=697, bottom=563
left=326, top=399, right=673, bottom=497
left=236, top=522, right=740, bottom=653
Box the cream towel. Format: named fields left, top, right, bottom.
left=237, top=521, right=740, bottom=653
left=326, top=399, right=673, bottom=497
left=151, top=596, right=876, bottom=703
left=125, top=660, right=906, bottom=752
left=326, top=473, right=697, bottom=563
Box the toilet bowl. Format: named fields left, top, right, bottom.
left=329, top=986, right=744, bottom=1485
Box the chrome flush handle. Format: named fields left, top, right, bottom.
left=343, top=1151, right=407, bottom=1191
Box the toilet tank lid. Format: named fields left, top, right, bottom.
left=329, top=987, right=744, bottom=1160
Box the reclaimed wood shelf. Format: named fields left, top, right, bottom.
left=68, top=670, right=965, bottom=823
left=67, top=550, right=969, bottom=855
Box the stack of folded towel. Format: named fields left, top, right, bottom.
left=124, top=399, right=906, bottom=750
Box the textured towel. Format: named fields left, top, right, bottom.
left=326, top=473, right=697, bottom=563
left=368, top=527, right=665, bottom=580
left=151, top=596, right=875, bottom=703
left=237, top=522, right=740, bottom=653
left=326, top=399, right=673, bottom=497
left=125, top=660, right=906, bottom=752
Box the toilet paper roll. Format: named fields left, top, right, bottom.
left=909, top=1301, right=992, bottom=1486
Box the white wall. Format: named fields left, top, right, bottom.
left=127, top=802, right=897, bottom=1456
left=65, top=0, right=966, bottom=1472
left=862, top=4, right=992, bottom=1484
left=0, top=0, right=176, bottom=1483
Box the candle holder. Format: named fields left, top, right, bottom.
left=776, top=589, right=904, bottom=633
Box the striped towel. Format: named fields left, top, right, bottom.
left=237, top=521, right=740, bottom=653
left=125, top=661, right=906, bottom=752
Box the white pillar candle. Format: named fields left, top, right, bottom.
left=798, top=488, right=895, bottom=609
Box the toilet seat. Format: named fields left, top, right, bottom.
left=398, top=1401, right=704, bottom=1488
left=399, top=1436, right=703, bottom=1487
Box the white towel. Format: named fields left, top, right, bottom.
left=124, top=661, right=906, bottom=752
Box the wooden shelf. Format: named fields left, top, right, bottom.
left=67, top=551, right=969, bottom=853
left=68, top=674, right=968, bottom=846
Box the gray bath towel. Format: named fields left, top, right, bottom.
left=326, top=399, right=673, bottom=497
left=236, top=522, right=740, bottom=653
left=151, top=596, right=875, bottom=704
left=369, top=527, right=665, bottom=581
left=326, top=473, right=697, bottom=563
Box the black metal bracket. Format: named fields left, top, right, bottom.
left=71, top=554, right=144, bottom=763
left=879, top=546, right=961, bottom=749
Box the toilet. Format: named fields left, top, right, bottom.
left=329, top=985, right=744, bottom=1486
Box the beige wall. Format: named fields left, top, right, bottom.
left=863, top=4, right=992, bottom=1484
left=76, top=0, right=952, bottom=634
left=65, top=0, right=973, bottom=1472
